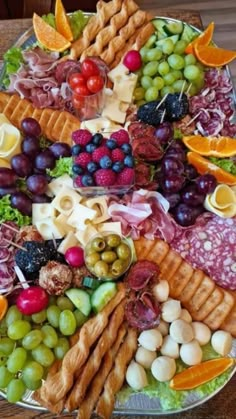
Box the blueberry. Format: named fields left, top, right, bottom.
left=92, top=133, right=103, bottom=146
left=71, top=144, right=81, bottom=155
left=124, top=155, right=134, bottom=168
left=121, top=143, right=132, bottom=154
left=82, top=174, right=94, bottom=186
left=106, top=139, right=117, bottom=150
left=85, top=143, right=97, bottom=153
left=100, top=155, right=112, bottom=169
left=87, top=161, right=98, bottom=173
left=72, top=164, right=84, bottom=175
left=112, top=161, right=124, bottom=173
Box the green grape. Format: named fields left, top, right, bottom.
left=0, top=337, right=15, bottom=355
left=146, top=48, right=162, bottom=61
left=41, top=324, right=58, bottom=348
left=47, top=305, right=61, bottom=328
left=144, top=34, right=157, bottom=48
left=5, top=305, right=22, bottom=327
left=174, top=40, right=188, bottom=54
left=57, top=296, right=74, bottom=311
left=22, top=360, right=44, bottom=381
left=32, top=344, right=55, bottom=367
left=196, top=62, right=205, bottom=71
left=139, top=46, right=149, bottom=62
left=0, top=317, right=7, bottom=335
left=59, top=310, right=76, bottom=336
left=187, top=84, right=199, bottom=96
left=0, top=351, right=7, bottom=366
left=145, top=86, right=159, bottom=101
left=133, top=86, right=145, bottom=101
left=158, top=61, right=170, bottom=76
left=7, top=347, right=27, bottom=373
left=160, top=86, right=175, bottom=97
left=23, top=315, right=31, bottom=321
left=74, top=309, right=88, bottom=328
left=31, top=309, right=47, bottom=324
left=135, top=68, right=143, bottom=78
left=173, top=79, right=188, bottom=92
left=140, top=75, right=153, bottom=89
left=168, top=54, right=185, bottom=70
left=54, top=337, right=70, bottom=359
left=153, top=76, right=165, bottom=90
left=162, top=39, right=174, bottom=55
left=22, top=376, right=42, bottom=390
left=6, top=378, right=26, bottom=403
left=184, top=53, right=196, bottom=66
left=22, top=329, right=43, bottom=350
left=163, top=73, right=175, bottom=86
left=194, top=73, right=205, bottom=90
left=7, top=320, right=31, bottom=340
left=184, top=64, right=201, bottom=81
left=49, top=295, right=57, bottom=305
left=143, top=61, right=159, bottom=77
left=136, top=99, right=146, bottom=107
left=0, top=365, right=14, bottom=387
left=171, top=70, right=183, bottom=80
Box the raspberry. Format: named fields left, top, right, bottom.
left=74, top=152, right=92, bottom=168
left=92, top=146, right=111, bottom=163
left=94, top=169, right=116, bottom=186
left=72, top=129, right=92, bottom=146
left=116, top=168, right=135, bottom=185
left=111, top=148, right=125, bottom=162
left=74, top=175, right=83, bottom=187
left=111, top=129, right=130, bottom=146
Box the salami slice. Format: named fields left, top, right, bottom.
left=0, top=262, right=14, bottom=292
left=125, top=297, right=161, bottom=330
left=126, top=260, right=159, bottom=290
left=0, top=248, right=10, bottom=263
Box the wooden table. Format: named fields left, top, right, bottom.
left=0, top=2, right=236, bottom=418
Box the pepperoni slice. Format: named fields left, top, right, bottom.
left=126, top=260, right=159, bottom=290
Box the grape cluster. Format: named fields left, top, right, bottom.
left=0, top=296, right=86, bottom=403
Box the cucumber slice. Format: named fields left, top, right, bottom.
left=156, top=34, right=180, bottom=48
left=163, top=21, right=184, bottom=36
left=152, top=18, right=167, bottom=33
left=91, top=282, right=117, bottom=314
left=181, top=24, right=196, bottom=43
left=82, top=277, right=100, bottom=290
left=65, top=288, right=91, bottom=316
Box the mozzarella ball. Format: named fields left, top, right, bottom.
left=179, top=308, right=192, bottom=323
left=180, top=339, right=203, bottom=365
left=169, top=319, right=194, bottom=344
left=160, top=335, right=179, bottom=359
left=161, top=299, right=181, bottom=323
left=192, top=322, right=211, bottom=346
left=138, top=329, right=163, bottom=351
left=156, top=320, right=169, bottom=336
left=151, top=356, right=176, bottom=382
left=153, top=280, right=169, bottom=302
left=135, top=346, right=157, bottom=369
left=126, top=360, right=148, bottom=390
left=211, top=330, right=233, bottom=356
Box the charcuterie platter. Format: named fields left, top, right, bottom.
left=0, top=0, right=236, bottom=417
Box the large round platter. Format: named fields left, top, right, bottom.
left=0, top=16, right=235, bottom=416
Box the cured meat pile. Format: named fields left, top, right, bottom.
left=0, top=222, right=19, bottom=293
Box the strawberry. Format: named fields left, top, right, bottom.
left=72, top=129, right=92, bottom=146
left=94, top=169, right=116, bottom=186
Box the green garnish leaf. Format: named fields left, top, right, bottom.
left=2, top=47, right=24, bottom=88
left=209, top=157, right=236, bottom=175
left=47, top=157, right=73, bottom=178
left=42, top=13, right=56, bottom=29
left=69, top=10, right=89, bottom=40
left=173, top=128, right=183, bottom=140
left=0, top=195, right=31, bottom=227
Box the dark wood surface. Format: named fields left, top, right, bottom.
left=0, top=1, right=235, bottom=418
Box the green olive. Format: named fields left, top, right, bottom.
left=91, top=237, right=106, bottom=252
left=111, top=259, right=126, bottom=277
left=116, top=243, right=131, bottom=260
left=106, top=234, right=121, bottom=248
left=85, top=252, right=101, bottom=266
left=94, top=260, right=109, bottom=277
left=101, top=251, right=117, bottom=264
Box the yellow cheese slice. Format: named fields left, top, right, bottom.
left=0, top=122, right=21, bottom=161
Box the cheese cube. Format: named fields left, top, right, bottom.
left=108, top=63, right=129, bottom=83
left=113, top=73, right=138, bottom=103
left=67, top=203, right=97, bottom=231
left=98, top=221, right=122, bottom=235
left=102, top=94, right=127, bottom=124
left=56, top=213, right=75, bottom=234
left=32, top=203, right=56, bottom=224
left=85, top=196, right=110, bottom=224
left=35, top=217, right=65, bottom=240
left=51, top=186, right=82, bottom=215
left=57, top=231, right=79, bottom=254
left=81, top=117, right=122, bottom=135
left=75, top=225, right=98, bottom=247
left=47, top=174, right=73, bottom=196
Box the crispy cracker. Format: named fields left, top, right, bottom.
left=59, top=116, right=79, bottom=145
left=169, top=261, right=194, bottom=298
left=159, top=249, right=182, bottom=281
left=21, top=102, right=34, bottom=120
left=2, top=94, right=19, bottom=119
left=180, top=269, right=205, bottom=303
left=39, top=108, right=54, bottom=134
left=188, top=275, right=215, bottom=312
left=0, top=91, right=10, bottom=111
left=221, top=299, right=236, bottom=337
left=45, top=109, right=61, bottom=139
left=147, top=239, right=169, bottom=264
left=134, top=237, right=155, bottom=260
left=51, top=111, right=68, bottom=142
left=10, top=97, right=30, bottom=127
left=32, top=107, right=43, bottom=121
left=204, top=290, right=235, bottom=330
left=190, top=287, right=224, bottom=321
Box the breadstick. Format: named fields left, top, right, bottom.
left=37, top=284, right=126, bottom=408
left=66, top=300, right=125, bottom=411
left=95, top=327, right=137, bottom=419
left=77, top=323, right=127, bottom=419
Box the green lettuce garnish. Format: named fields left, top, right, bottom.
left=209, top=157, right=236, bottom=175
left=69, top=11, right=89, bottom=40
left=2, top=47, right=24, bottom=88
left=42, top=13, right=56, bottom=29
left=47, top=157, right=73, bottom=178
left=173, top=128, right=183, bottom=140
left=0, top=195, right=31, bottom=227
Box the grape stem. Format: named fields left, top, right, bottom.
left=155, top=93, right=168, bottom=110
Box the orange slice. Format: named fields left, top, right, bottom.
left=194, top=44, right=236, bottom=67
left=0, top=295, right=8, bottom=321
left=183, top=135, right=236, bottom=157
left=185, top=21, right=215, bottom=54
left=187, top=152, right=236, bottom=185
left=55, top=0, right=73, bottom=42
left=33, top=13, right=71, bottom=52
left=170, top=358, right=234, bottom=390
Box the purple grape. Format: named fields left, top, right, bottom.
left=31, top=194, right=51, bottom=203
left=154, top=122, right=173, bottom=144
left=161, top=157, right=184, bottom=175
left=11, top=154, right=33, bottom=177
left=26, top=174, right=48, bottom=195
left=0, top=168, right=17, bottom=187
left=181, top=184, right=205, bottom=207
left=49, top=142, right=72, bottom=159
left=196, top=174, right=217, bottom=195
left=21, top=135, right=41, bottom=158
left=21, top=117, right=41, bottom=137
left=35, top=150, right=56, bottom=172
left=165, top=148, right=186, bottom=162
left=184, top=163, right=198, bottom=180
left=161, top=174, right=185, bottom=193
left=162, top=192, right=181, bottom=208
left=11, top=192, right=32, bottom=216
left=0, top=186, right=18, bottom=197
left=173, top=203, right=203, bottom=227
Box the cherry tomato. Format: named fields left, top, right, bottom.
left=68, top=72, right=86, bottom=89
left=72, top=94, right=85, bottom=109
left=81, top=58, right=100, bottom=78
left=74, top=84, right=91, bottom=97
left=87, top=75, right=104, bottom=93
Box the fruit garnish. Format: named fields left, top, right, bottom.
left=194, top=44, right=236, bottom=67
left=170, top=358, right=234, bottom=390
left=185, top=21, right=215, bottom=54
left=187, top=152, right=236, bottom=185
left=123, top=50, right=142, bottom=72
left=0, top=295, right=8, bottom=320
left=65, top=246, right=84, bottom=268
left=55, top=0, right=73, bottom=42
left=182, top=135, right=236, bottom=157
left=16, top=286, right=49, bottom=315
left=33, top=13, right=71, bottom=52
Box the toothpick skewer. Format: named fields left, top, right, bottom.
left=185, top=111, right=202, bottom=127
left=179, top=80, right=186, bottom=101
left=160, top=109, right=166, bottom=124
left=4, top=239, right=27, bottom=252
left=1, top=222, right=19, bottom=233
left=186, top=83, right=193, bottom=95
left=51, top=233, right=57, bottom=250
left=155, top=93, right=168, bottom=110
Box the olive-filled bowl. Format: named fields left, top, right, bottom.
left=84, top=232, right=132, bottom=280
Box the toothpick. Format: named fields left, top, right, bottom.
left=179, top=80, right=186, bottom=101
left=51, top=233, right=57, bottom=250
left=185, top=111, right=202, bottom=127
left=1, top=222, right=19, bottom=233
left=186, top=83, right=193, bottom=95
left=14, top=266, right=29, bottom=289
left=155, top=93, right=168, bottom=110
left=160, top=109, right=166, bottom=124
left=4, top=239, right=27, bottom=252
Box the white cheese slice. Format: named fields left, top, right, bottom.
left=102, top=94, right=127, bottom=124
left=75, top=224, right=98, bottom=247
left=35, top=217, right=65, bottom=240
left=51, top=186, right=82, bottom=216
left=113, top=73, right=138, bottom=103
left=56, top=213, right=75, bottom=234
left=81, top=117, right=122, bottom=135
left=57, top=231, right=79, bottom=254
left=32, top=203, right=56, bottom=224
left=108, top=63, right=129, bottom=83
left=67, top=203, right=97, bottom=231
left=98, top=221, right=122, bottom=235
left=47, top=174, right=74, bottom=197
left=85, top=196, right=110, bottom=224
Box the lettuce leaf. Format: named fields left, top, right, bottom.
left=42, top=13, right=56, bottom=28
left=47, top=157, right=73, bottom=178
left=69, top=10, right=89, bottom=40
left=2, top=47, right=23, bottom=88
left=0, top=195, right=31, bottom=227
left=209, top=157, right=236, bottom=175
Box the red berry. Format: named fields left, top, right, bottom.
left=123, top=50, right=142, bottom=72
left=116, top=167, right=135, bottom=185
left=111, top=148, right=125, bottom=162
left=111, top=129, right=130, bottom=146
left=16, top=286, right=49, bottom=315
left=92, top=146, right=111, bottom=163
left=72, top=129, right=92, bottom=146
left=74, top=175, right=83, bottom=187
left=94, top=169, right=116, bottom=186
left=65, top=246, right=84, bottom=268
left=74, top=152, right=91, bottom=168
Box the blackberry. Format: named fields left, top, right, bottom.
left=137, top=100, right=166, bottom=126
left=165, top=93, right=189, bottom=121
